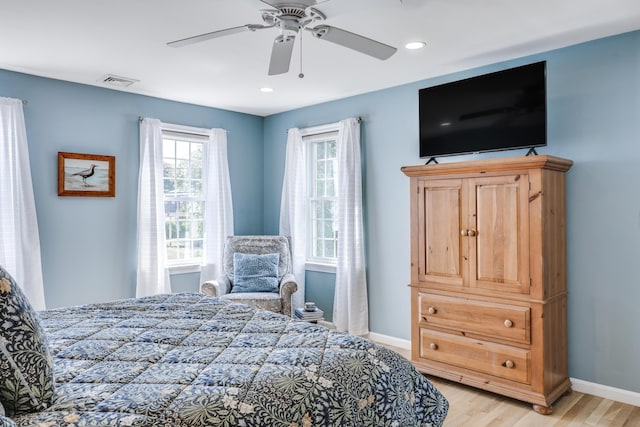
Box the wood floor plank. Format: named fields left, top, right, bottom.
left=375, top=342, right=640, bottom=426
left=511, top=392, right=584, bottom=427
left=622, top=406, right=640, bottom=427
left=610, top=404, right=637, bottom=426
left=582, top=399, right=616, bottom=426
left=556, top=394, right=599, bottom=426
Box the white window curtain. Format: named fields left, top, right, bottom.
left=200, top=128, right=234, bottom=283
left=334, top=118, right=368, bottom=335
left=137, top=119, right=234, bottom=297
left=280, top=118, right=368, bottom=332
left=279, top=128, right=306, bottom=314
left=137, top=118, right=170, bottom=297
left=0, top=97, right=46, bottom=310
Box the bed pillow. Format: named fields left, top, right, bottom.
left=231, top=252, right=279, bottom=293
left=0, top=265, right=54, bottom=416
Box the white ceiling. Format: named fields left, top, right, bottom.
left=2, top=0, right=639, bottom=116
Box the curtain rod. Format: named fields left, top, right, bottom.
left=138, top=116, right=230, bottom=133
left=285, top=116, right=362, bottom=134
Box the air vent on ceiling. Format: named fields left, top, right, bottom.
left=99, top=74, right=139, bottom=87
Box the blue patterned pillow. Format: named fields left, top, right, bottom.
left=231, top=253, right=279, bottom=293
left=0, top=266, right=54, bottom=416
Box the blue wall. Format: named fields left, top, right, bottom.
left=263, top=30, right=640, bottom=393
left=0, top=70, right=265, bottom=309
left=2, top=29, right=639, bottom=394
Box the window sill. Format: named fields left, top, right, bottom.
left=305, top=262, right=336, bottom=274
left=168, top=264, right=201, bottom=275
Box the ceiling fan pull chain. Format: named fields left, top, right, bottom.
left=298, top=31, right=304, bottom=79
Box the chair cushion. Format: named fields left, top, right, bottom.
left=220, top=292, right=283, bottom=313
left=231, top=253, right=279, bottom=293
left=0, top=266, right=55, bottom=416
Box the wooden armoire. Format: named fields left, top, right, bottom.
left=401, top=155, right=573, bottom=414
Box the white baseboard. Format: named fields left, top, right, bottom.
left=570, top=378, right=640, bottom=407
left=367, top=332, right=411, bottom=350
left=366, top=331, right=640, bottom=407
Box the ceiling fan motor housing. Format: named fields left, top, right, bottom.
left=262, top=6, right=325, bottom=34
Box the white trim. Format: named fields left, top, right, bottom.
left=302, top=130, right=339, bottom=142
left=161, top=122, right=213, bottom=137
left=366, top=333, right=640, bottom=407
left=570, top=378, right=640, bottom=407
left=168, top=264, right=201, bottom=275
left=299, top=122, right=340, bottom=137
left=367, top=332, right=411, bottom=350
left=305, top=262, right=337, bottom=274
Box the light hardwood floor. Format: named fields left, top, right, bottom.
left=428, top=376, right=640, bottom=427
left=379, top=344, right=640, bottom=426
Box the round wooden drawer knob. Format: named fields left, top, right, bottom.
left=504, top=319, right=513, bottom=328
left=428, top=307, right=437, bottom=315
left=504, top=360, right=515, bottom=369
left=430, top=343, right=438, bottom=350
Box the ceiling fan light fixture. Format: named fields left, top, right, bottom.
left=405, top=41, right=426, bottom=50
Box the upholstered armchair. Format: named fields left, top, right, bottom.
left=200, top=235, right=298, bottom=315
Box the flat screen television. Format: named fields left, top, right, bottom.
left=419, top=61, right=547, bottom=159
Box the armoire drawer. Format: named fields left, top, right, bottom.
left=420, top=328, right=530, bottom=384
left=418, top=293, right=530, bottom=344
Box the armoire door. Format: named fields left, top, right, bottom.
left=417, top=178, right=467, bottom=288
left=467, top=174, right=530, bottom=294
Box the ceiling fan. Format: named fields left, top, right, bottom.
left=167, top=0, right=397, bottom=76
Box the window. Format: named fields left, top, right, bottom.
left=162, top=130, right=207, bottom=268
left=305, top=130, right=339, bottom=269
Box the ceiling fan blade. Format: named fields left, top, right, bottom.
left=311, top=25, right=397, bottom=60
left=268, top=34, right=296, bottom=75
left=167, top=25, right=252, bottom=48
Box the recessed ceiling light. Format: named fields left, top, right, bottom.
left=405, top=41, right=426, bottom=50
left=260, top=87, right=273, bottom=93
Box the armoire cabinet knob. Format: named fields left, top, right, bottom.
left=504, top=360, right=515, bottom=369
left=460, top=229, right=478, bottom=237
left=428, top=307, right=437, bottom=315
left=504, top=319, right=513, bottom=328
left=430, top=343, right=438, bottom=350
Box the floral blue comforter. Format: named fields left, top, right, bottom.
left=12, top=293, right=447, bottom=426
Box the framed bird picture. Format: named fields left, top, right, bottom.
left=58, top=152, right=115, bottom=197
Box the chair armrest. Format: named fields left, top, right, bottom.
left=200, top=276, right=231, bottom=297
left=279, top=273, right=298, bottom=316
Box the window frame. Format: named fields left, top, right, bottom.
left=300, top=124, right=340, bottom=273
left=161, top=125, right=210, bottom=273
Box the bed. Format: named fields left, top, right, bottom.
left=1, top=280, right=448, bottom=426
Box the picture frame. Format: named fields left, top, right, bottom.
left=58, top=152, right=115, bottom=197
